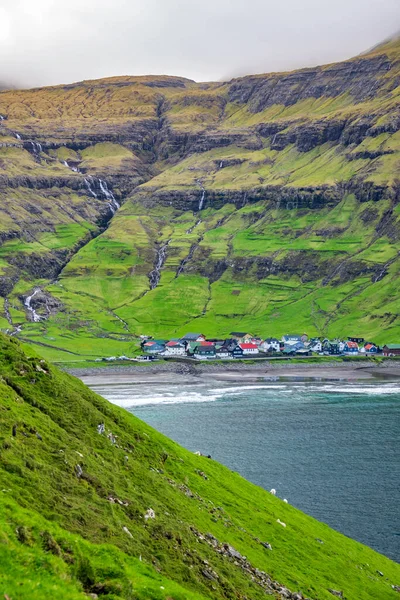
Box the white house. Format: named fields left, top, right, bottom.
left=162, top=341, right=186, bottom=356
left=308, top=339, right=322, bottom=352
left=239, top=343, right=259, bottom=355
left=260, top=338, right=280, bottom=352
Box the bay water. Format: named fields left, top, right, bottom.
left=88, top=379, right=400, bottom=561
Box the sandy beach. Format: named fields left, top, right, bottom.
left=68, top=359, right=400, bottom=387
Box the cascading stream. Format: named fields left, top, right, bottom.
left=24, top=289, right=42, bottom=322
left=149, top=241, right=170, bottom=289
left=81, top=175, right=120, bottom=213
left=186, top=220, right=202, bottom=234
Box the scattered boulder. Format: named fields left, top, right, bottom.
left=328, top=590, right=343, bottom=598
left=97, top=423, right=105, bottom=434
left=277, top=587, right=292, bottom=598
left=223, top=544, right=243, bottom=560
left=75, top=464, right=83, bottom=478
left=202, top=567, right=219, bottom=581
left=190, top=526, right=304, bottom=598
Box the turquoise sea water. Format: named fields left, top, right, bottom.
left=89, top=380, right=400, bottom=561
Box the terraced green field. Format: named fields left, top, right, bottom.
left=0, top=38, right=399, bottom=359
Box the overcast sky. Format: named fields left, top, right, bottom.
left=0, top=0, right=399, bottom=88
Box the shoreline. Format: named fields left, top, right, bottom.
left=67, top=359, right=400, bottom=386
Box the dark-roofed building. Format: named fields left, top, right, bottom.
left=180, top=333, right=205, bottom=342
left=194, top=345, right=216, bottom=360
left=382, top=344, right=400, bottom=356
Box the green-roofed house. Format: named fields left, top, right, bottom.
left=382, top=344, right=400, bottom=356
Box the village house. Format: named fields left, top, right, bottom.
left=348, top=336, right=364, bottom=344
left=143, top=340, right=165, bottom=354
left=282, top=341, right=307, bottom=355
left=308, top=338, right=322, bottom=352
left=343, top=341, right=359, bottom=354
left=216, top=346, right=231, bottom=359
left=232, top=345, right=244, bottom=358
left=181, top=333, right=206, bottom=343
left=229, top=332, right=253, bottom=343
left=194, top=345, right=216, bottom=360
left=239, top=342, right=259, bottom=355
left=360, top=342, right=378, bottom=354
left=282, top=334, right=308, bottom=345
left=382, top=344, right=400, bottom=356
left=323, top=340, right=340, bottom=355
left=222, top=338, right=240, bottom=352
left=260, top=338, right=280, bottom=352
left=162, top=341, right=186, bottom=356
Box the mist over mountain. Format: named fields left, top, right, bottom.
left=0, top=0, right=399, bottom=87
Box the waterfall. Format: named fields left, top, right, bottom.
left=62, top=159, right=80, bottom=173
left=84, top=177, right=98, bottom=198
left=24, top=289, right=42, bottom=322
left=149, top=241, right=170, bottom=289
left=99, top=179, right=120, bottom=213
left=29, top=141, right=42, bottom=154
left=15, top=133, right=21, bottom=140
left=271, top=133, right=277, bottom=145
left=219, top=161, right=223, bottom=168
left=83, top=176, right=120, bottom=213
left=198, top=189, right=205, bottom=211
left=0, top=115, right=4, bottom=121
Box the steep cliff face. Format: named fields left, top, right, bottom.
left=0, top=39, right=399, bottom=356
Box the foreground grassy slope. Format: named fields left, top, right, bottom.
left=0, top=333, right=399, bottom=599
left=0, top=38, right=399, bottom=356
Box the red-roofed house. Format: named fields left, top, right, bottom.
left=239, top=343, right=259, bottom=355
left=344, top=341, right=359, bottom=354
left=163, top=341, right=186, bottom=356
left=360, top=343, right=378, bottom=354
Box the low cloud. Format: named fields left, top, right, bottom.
left=0, top=0, right=399, bottom=88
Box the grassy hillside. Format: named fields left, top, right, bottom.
left=0, top=332, right=399, bottom=599
left=0, top=39, right=399, bottom=358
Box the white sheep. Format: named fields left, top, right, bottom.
left=277, top=519, right=286, bottom=528
left=144, top=508, right=155, bottom=521
left=283, top=498, right=288, bottom=503
left=270, top=488, right=276, bottom=495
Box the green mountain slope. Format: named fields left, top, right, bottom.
left=0, top=333, right=399, bottom=599
left=0, top=39, right=399, bottom=358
